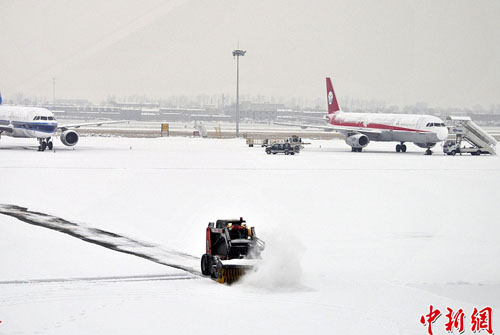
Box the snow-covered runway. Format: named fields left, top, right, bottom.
left=0, top=137, right=499, bottom=334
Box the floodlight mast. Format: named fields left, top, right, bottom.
left=232, top=49, right=246, bottom=137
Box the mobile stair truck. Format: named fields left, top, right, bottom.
left=443, top=116, right=497, bottom=155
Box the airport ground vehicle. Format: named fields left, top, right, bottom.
left=443, top=140, right=488, bottom=155
left=247, top=136, right=305, bottom=150
left=201, top=218, right=265, bottom=284
left=443, top=116, right=496, bottom=155
left=246, top=138, right=270, bottom=147
left=265, top=143, right=300, bottom=155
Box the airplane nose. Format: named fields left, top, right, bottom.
left=438, top=127, right=449, bottom=141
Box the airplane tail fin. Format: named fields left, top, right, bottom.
left=326, top=77, right=340, bottom=114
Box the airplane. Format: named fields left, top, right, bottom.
left=277, top=78, right=449, bottom=154
left=0, top=93, right=127, bottom=151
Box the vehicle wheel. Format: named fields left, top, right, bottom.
left=396, top=144, right=401, bottom=152
left=476, top=150, right=481, bottom=156
left=41, top=141, right=47, bottom=151
left=249, top=144, right=254, bottom=147
left=284, top=150, right=289, bottom=155
left=272, top=152, right=276, bottom=155
left=48, top=141, right=53, bottom=150
left=266, top=150, right=271, bottom=154
left=401, top=144, right=407, bottom=152
left=451, top=150, right=456, bottom=156
left=201, top=254, right=210, bottom=276
left=291, top=152, right=295, bottom=155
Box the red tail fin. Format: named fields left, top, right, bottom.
left=326, top=77, right=340, bottom=114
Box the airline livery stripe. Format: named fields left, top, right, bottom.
left=331, top=120, right=429, bottom=133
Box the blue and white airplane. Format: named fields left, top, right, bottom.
left=0, top=93, right=126, bottom=151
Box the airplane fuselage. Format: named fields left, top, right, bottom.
left=327, top=111, right=449, bottom=144
left=0, top=106, right=58, bottom=139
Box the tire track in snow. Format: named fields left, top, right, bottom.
left=0, top=274, right=196, bottom=285
left=0, top=204, right=201, bottom=277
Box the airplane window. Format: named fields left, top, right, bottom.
left=33, top=116, right=37, bottom=120
left=41, top=116, right=47, bottom=120
left=48, top=116, right=54, bottom=120
left=426, top=123, right=430, bottom=127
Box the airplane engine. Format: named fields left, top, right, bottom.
left=345, top=133, right=369, bottom=148
left=60, top=130, right=79, bottom=146
left=414, top=142, right=436, bottom=149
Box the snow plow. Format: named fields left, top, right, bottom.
left=201, top=218, right=265, bottom=284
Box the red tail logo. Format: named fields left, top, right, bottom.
left=326, top=77, right=340, bottom=114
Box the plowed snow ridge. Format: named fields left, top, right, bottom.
left=0, top=204, right=201, bottom=277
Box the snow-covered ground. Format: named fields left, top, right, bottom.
left=0, top=137, right=499, bottom=334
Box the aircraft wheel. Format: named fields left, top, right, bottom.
left=396, top=144, right=401, bottom=152
left=41, top=141, right=47, bottom=151
left=425, top=149, right=432, bottom=155
left=351, top=147, right=356, bottom=152
left=48, top=141, right=53, bottom=150
left=401, top=144, right=407, bottom=152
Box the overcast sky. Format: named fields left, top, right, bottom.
left=1, top=0, right=499, bottom=107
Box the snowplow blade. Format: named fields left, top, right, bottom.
left=217, top=266, right=247, bottom=284
left=214, top=259, right=258, bottom=284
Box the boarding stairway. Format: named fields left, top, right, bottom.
left=445, top=116, right=497, bottom=155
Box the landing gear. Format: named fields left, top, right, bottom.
left=38, top=138, right=53, bottom=151
left=396, top=143, right=407, bottom=153
left=425, top=149, right=433, bottom=155
left=351, top=147, right=362, bottom=152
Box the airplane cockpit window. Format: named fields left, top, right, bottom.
left=48, top=116, right=54, bottom=120
left=41, top=116, right=48, bottom=120
left=33, top=116, right=39, bottom=120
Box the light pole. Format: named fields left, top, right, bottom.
left=232, top=49, right=246, bottom=137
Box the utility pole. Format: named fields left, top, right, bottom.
left=232, top=49, right=246, bottom=137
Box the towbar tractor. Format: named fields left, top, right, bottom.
left=201, top=218, right=265, bottom=284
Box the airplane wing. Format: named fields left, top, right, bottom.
left=58, top=120, right=129, bottom=131
left=273, top=122, right=382, bottom=136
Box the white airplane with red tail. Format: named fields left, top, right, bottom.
left=280, top=78, right=449, bottom=154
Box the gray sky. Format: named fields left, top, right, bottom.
left=1, top=0, right=499, bottom=107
